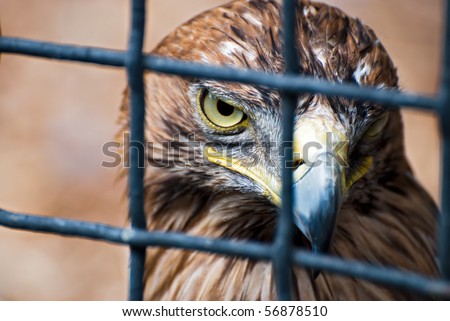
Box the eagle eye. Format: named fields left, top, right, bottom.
left=198, top=90, right=248, bottom=131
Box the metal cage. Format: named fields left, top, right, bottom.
left=0, top=0, right=449, bottom=300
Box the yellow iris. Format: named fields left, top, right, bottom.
left=198, top=90, right=248, bottom=131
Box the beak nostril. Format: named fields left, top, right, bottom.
left=293, top=159, right=305, bottom=170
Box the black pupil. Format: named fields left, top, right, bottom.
left=217, top=100, right=235, bottom=116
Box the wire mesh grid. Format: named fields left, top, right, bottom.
left=0, top=0, right=449, bottom=300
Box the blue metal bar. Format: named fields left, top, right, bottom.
left=438, top=0, right=450, bottom=280
left=0, top=37, right=439, bottom=110
left=0, top=37, right=124, bottom=66
left=125, top=0, right=147, bottom=301
left=273, top=0, right=299, bottom=301
left=291, top=251, right=450, bottom=299
left=0, top=208, right=449, bottom=298
left=0, top=209, right=272, bottom=260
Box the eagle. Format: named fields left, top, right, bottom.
left=118, top=0, right=439, bottom=300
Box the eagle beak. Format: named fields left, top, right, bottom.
left=289, top=116, right=348, bottom=260
left=292, top=152, right=344, bottom=254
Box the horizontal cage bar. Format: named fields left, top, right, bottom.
left=0, top=208, right=449, bottom=298
left=0, top=37, right=439, bottom=110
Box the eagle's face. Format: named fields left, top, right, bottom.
left=145, top=0, right=401, bottom=251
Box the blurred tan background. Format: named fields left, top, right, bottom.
left=0, top=0, right=443, bottom=300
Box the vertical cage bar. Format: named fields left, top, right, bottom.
left=126, top=0, right=147, bottom=301
left=439, top=0, right=450, bottom=280
left=273, top=0, right=299, bottom=300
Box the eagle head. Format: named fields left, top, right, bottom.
left=136, top=0, right=398, bottom=247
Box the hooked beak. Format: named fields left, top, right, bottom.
left=292, top=152, right=344, bottom=254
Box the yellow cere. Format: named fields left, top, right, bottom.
left=293, top=117, right=349, bottom=181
